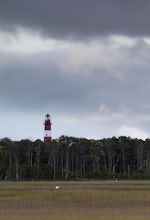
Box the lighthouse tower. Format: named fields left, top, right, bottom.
left=44, top=114, right=52, bottom=142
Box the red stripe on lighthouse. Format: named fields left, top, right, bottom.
left=45, top=124, right=51, bottom=130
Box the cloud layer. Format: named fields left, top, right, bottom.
left=1, top=0, right=150, bottom=39
left=0, top=1, right=150, bottom=140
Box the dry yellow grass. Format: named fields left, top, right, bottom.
left=0, top=181, right=150, bottom=220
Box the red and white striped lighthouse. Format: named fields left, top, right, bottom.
left=44, top=114, right=52, bottom=142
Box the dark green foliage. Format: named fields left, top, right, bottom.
left=0, top=136, right=150, bottom=180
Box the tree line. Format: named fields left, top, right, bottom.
left=0, top=136, right=150, bottom=181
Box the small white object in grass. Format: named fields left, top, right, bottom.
left=55, top=186, right=59, bottom=189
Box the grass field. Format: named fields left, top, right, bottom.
left=0, top=181, right=150, bottom=220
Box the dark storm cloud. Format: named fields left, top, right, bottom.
left=1, top=48, right=150, bottom=116
left=0, top=0, right=150, bottom=39
left=0, top=52, right=95, bottom=112
left=0, top=34, right=150, bottom=116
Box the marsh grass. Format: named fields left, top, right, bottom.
left=0, top=181, right=150, bottom=220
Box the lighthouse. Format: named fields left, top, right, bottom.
left=44, top=114, right=52, bottom=142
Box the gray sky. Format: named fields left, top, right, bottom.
left=0, top=0, right=150, bottom=140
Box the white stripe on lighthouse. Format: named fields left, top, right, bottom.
left=44, top=130, right=51, bottom=137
